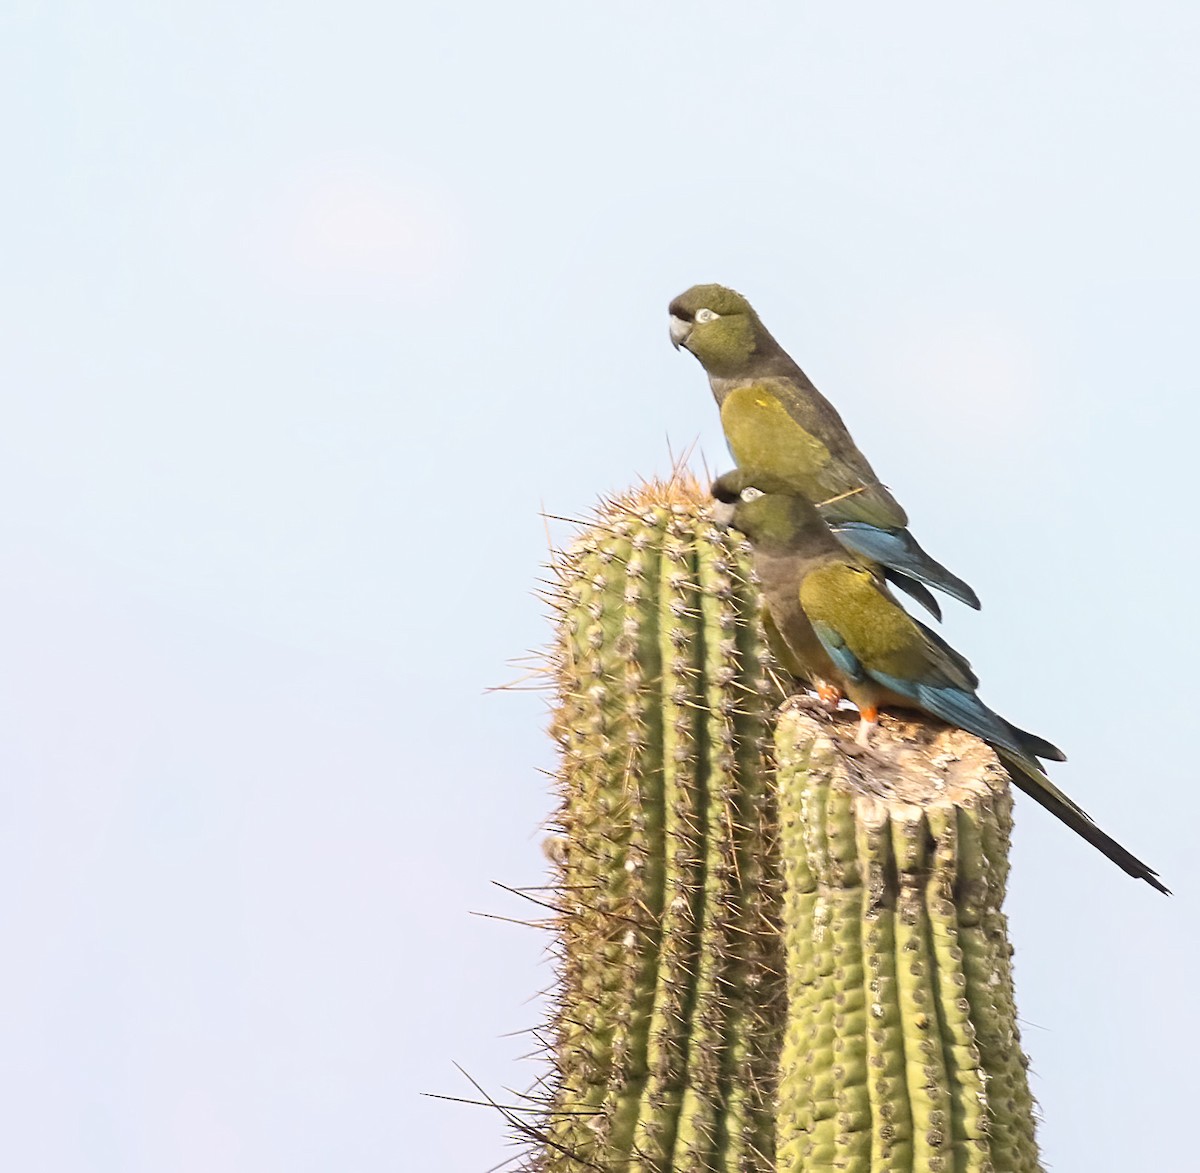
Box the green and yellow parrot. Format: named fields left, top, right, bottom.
left=673, top=283, right=978, bottom=620
left=712, top=474, right=1168, bottom=893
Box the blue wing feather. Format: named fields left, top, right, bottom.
left=810, top=620, right=866, bottom=683
left=831, top=522, right=980, bottom=610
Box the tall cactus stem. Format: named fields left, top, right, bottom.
left=538, top=477, right=781, bottom=1172
left=773, top=705, right=1042, bottom=1173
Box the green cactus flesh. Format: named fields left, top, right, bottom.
left=539, top=476, right=783, bottom=1172
left=532, top=481, right=1040, bottom=1173
left=774, top=706, right=1042, bottom=1173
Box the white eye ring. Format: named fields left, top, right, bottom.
left=694, top=307, right=718, bottom=324
left=740, top=487, right=764, bottom=502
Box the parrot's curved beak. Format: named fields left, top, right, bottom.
left=710, top=500, right=736, bottom=528
left=668, top=315, right=692, bottom=350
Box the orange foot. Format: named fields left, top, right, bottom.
left=815, top=682, right=842, bottom=709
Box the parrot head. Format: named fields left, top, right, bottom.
left=669, top=284, right=776, bottom=376
left=710, top=471, right=826, bottom=549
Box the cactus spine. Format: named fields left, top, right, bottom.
left=532, top=479, right=1040, bottom=1173
left=540, top=475, right=783, bottom=1172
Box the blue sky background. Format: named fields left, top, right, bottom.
left=3, top=3, right=1197, bottom=1169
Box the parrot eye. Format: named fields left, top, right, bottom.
left=740, top=487, right=764, bottom=502
left=694, top=307, right=718, bottom=324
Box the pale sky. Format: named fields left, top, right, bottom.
left=3, top=3, right=1198, bottom=1170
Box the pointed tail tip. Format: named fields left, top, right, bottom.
left=1085, top=829, right=1169, bottom=895
left=904, top=546, right=979, bottom=611
left=1102, top=830, right=1169, bottom=894
left=1115, top=848, right=1169, bottom=894
left=1142, top=870, right=1171, bottom=896
left=930, top=573, right=979, bottom=611
left=937, top=568, right=979, bottom=611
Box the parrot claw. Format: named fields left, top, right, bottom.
left=815, top=682, right=843, bottom=711
left=785, top=693, right=832, bottom=720
left=784, top=684, right=842, bottom=718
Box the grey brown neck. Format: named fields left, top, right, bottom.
left=708, top=352, right=816, bottom=404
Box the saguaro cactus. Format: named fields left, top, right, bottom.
left=530, top=477, right=1041, bottom=1173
